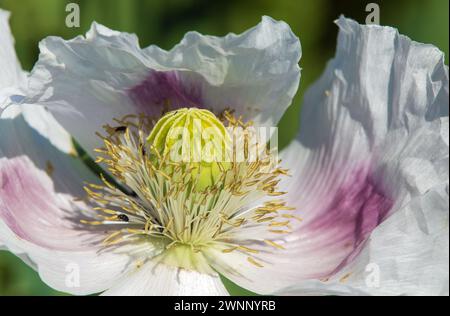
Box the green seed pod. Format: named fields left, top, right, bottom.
left=147, top=108, right=231, bottom=190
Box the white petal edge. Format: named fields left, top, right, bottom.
left=0, top=105, right=98, bottom=196
left=0, top=9, right=25, bottom=93
left=26, top=16, right=300, bottom=158
left=0, top=154, right=160, bottom=295
left=0, top=105, right=137, bottom=295
left=0, top=216, right=143, bottom=296
left=102, top=261, right=229, bottom=296
left=273, top=16, right=449, bottom=296
left=0, top=8, right=75, bottom=155
left=0, top=9, right=26, bottom=111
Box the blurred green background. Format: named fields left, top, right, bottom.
left=0, top=0, right=448, bottom=296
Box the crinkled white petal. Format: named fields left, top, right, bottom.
left=0, top=154, right=154, bottom=295
left=2, top=103, right=77, bottom=155
left=0, top=105, right=97, bottom=195
left=0, top=9, right=24, bottom=90
left=145, top=16, right=301, bottom=126
left=0, top=9, right=26, bottom=110
left=0, top=217, right=139, bottom=296
left=102, top=261, right=229, bottom=296
left=26, top=16, right=300, bottom=157
left=0, top=8, right=74, bottom=155
left=274, top=16, right=449, bottom=296
left=0, top=105, right=138, bottom=295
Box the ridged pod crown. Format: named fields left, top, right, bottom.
left=147, top=108, right=231, bottom=190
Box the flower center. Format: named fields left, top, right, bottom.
left=147, top=108, right=231, bottom=191
left=81, top=108, right=297, bottom=272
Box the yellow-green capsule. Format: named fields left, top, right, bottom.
left=147, top=108, right=231, bottom=190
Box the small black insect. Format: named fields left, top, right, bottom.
left=128, top=190, right=138, bottom=197
left=117, top=214, right=129, bottom=222
left=115, top=126, right=127, bottom=133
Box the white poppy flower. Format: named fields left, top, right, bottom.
left=0, top=8, right=448, bottom=296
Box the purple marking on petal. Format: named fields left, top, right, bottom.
left=0, top=157, right=96, bottom=251
left=128, top=70, right=204, bottom=116
left=0, top=158, right=53, bottom=243
left=304, top=166, right=394, bottom=277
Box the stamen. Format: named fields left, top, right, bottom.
left=264, top=239, right=285, bottom=250
left=80, top=109, right=296, bottom=271
left=247, top=257, right=264, bottom=268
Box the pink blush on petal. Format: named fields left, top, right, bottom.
left=128, top=70, right=204, bottom=116
left=328, top=167, right=394, bottom=273
left=0, top=157, right=56, bottom=242
left=295, top=164, right=395, bottom=278
left=0, top=156, right=96, bottom=250
left=308, top=167, right=393, bottom=240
